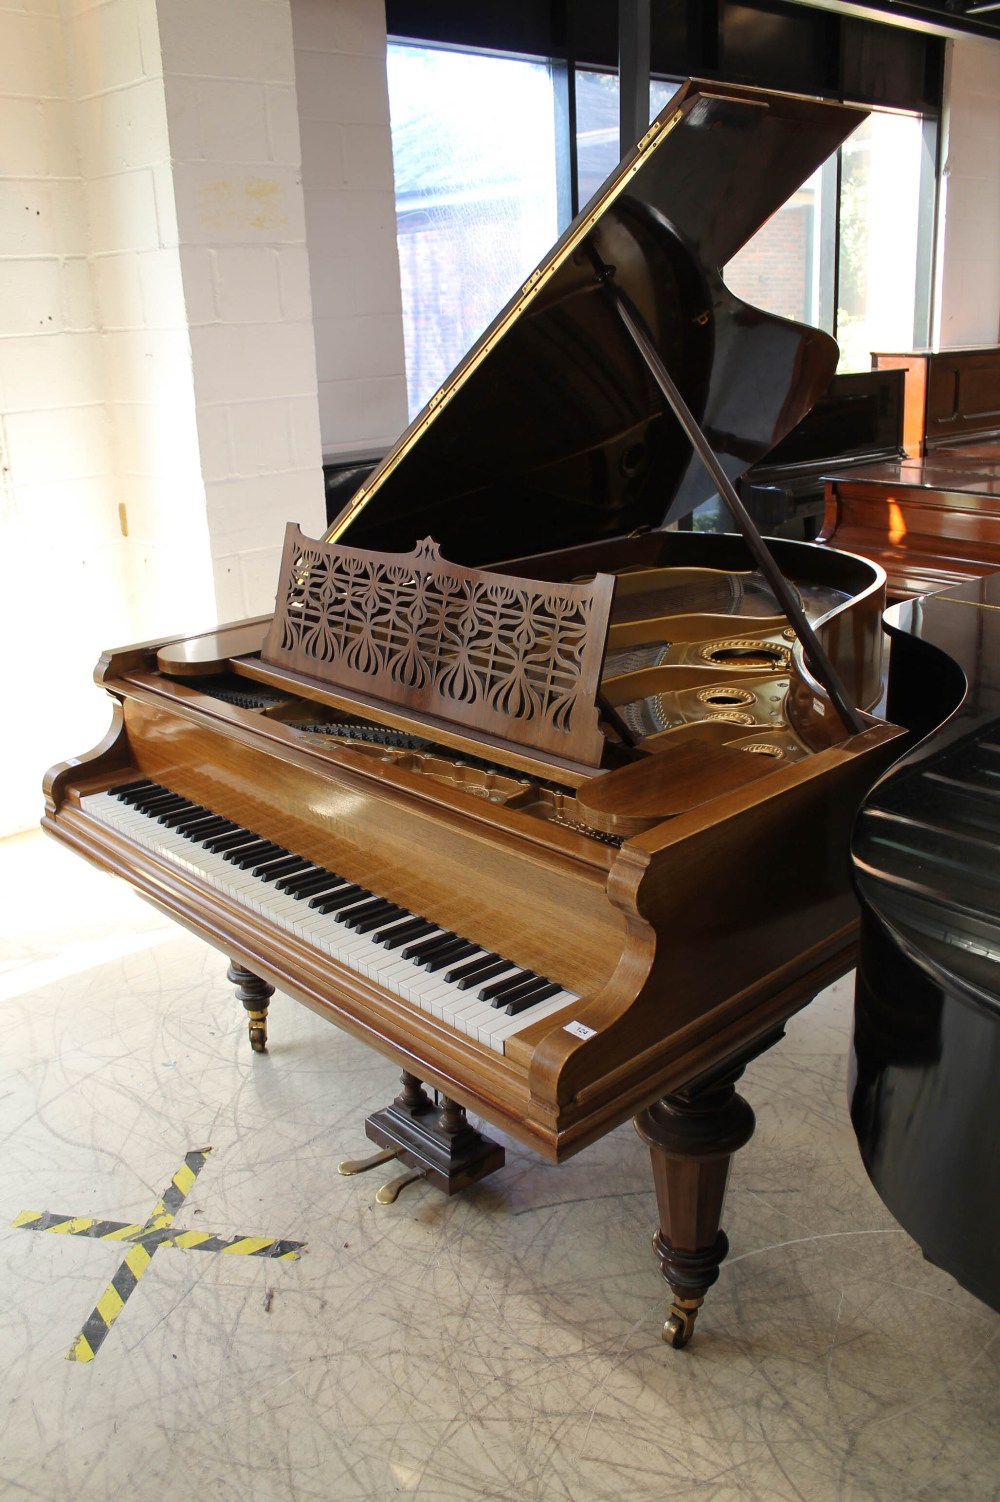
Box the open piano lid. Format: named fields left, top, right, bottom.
left=328, top=79, right=868, bottom=565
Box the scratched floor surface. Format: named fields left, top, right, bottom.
left=1, top=828, right=998, bottom=1502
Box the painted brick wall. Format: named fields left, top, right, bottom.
left=63, top=0, right=215, bottom=640
left=291, top=0, right=408, bottom=459
left=936, top=39, right=1000, bottom=347
left=0, top=0, right=146, bottom=837
left=156, top=0, right=326, bottom=621
left=1, top=0, right=326, bottom=835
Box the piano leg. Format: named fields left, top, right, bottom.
left=226, top=960, right=274, bottom=1053
left=635, top=1060, right=759, bottom=1348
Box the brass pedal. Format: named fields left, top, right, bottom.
left=375, top=1168, right=426, bottom=1205
left=337, top=1146, right=399, bottom=1177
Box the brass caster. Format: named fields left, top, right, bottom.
left=375, top=1168, right=426, bottom=1205
left=662, top=1295, right=702, bottom=1349
left=247, top=1011, right=268, bottom=1053
left=337, top=1147, right=400, bottom=1177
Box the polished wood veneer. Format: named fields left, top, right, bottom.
left=820, top=456, right=1000, bottom=599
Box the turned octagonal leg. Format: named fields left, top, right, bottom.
left=635, top=1066, right=756, bottom=1348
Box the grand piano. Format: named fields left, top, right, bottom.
left=851, top=577, right=1000, bottom=1316
left=820, top=348, right=1000, bottom=598
left=44, top=80, right=906, bottom=1347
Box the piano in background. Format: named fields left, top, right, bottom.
left=738, top=368, right=905, bottom=541
left=871, top=346, right=1000, bottom=459
left=44, top=80, right=908, bottom=1349
left=850, top=575, right=1000, bottom=1317
left=820, top=347, right=1000, bottom=598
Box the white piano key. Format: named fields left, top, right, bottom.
left=80, top=786, right=580, bottom=1054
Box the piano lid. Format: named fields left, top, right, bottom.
left=328, top=79, right=868, bottom=567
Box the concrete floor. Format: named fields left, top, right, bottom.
left=2, top=828, right=998, bottom=1502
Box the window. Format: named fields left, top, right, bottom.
left=835, top=111, right=932, bottom=369
left=386, top=43, right=935, bottom=421
left=386, top=44, right=560, bottom=416
left=574, top=72, right=680, bottom=206
left=724, top=162, right=833, bottom=332
left=724, top=111, right=933, bottom=369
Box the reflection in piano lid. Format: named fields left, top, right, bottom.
left=44, top=79, right=920, bottom=1349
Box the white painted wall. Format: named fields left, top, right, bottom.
left=1, top=0, right=326, bottom=836
left=934, top=37, right=1000, bottom=347
left=0, top=0, right=149, bottom=839
left=156, top=0, right=326, bottom=621
left=64, top=0, right=215, bottom=641
left=291, top=0, right=408, bottom=457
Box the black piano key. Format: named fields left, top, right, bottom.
left=254, top=855, right=312, bottom=882
left=250, top=853, right=304, bottom=880
left=226, top=841, right=287, bottom=868
left=491, top=975, right=552, bottom=1009
left=455, top=957, right=513, bottom=990
left=380, top=918, right=436, bottom=950
left=157, top=803, right=208, bottom=827
left=220, top=837, right=277, bottom=861
left=503, top=981, right=562, bottom=1015
left=479, top=968, right=535, bottom=1002
left=170, top=809, right=221, bottom=833
left=445, top=951, right=501, bottom=983
left=128, top=784, right=180, bottom=804
left=112, top=778, right=157, bottom=798
left=115, top=783, right=166, bottom=805
left=277, top=868, right=341, bottom=897
left=310, top=884, right=369, bottom=914
left=370, top=913, right=424, bottom=942
left=303, top=878, right=361, bottom=905
left=193, top=817, right=239, bottom=841
left=205, top=828, right=260, bottom=853
left=136, top=792, right=187, bottom=814
left=422, top=939, right=479, bottom=973
left=401, top=930, right=457, bottom=961
left=303, top=878, right=361, bottom=909
left=352, top=904, right=411, bottom=935
left=340, top=898, right=398, bottom=930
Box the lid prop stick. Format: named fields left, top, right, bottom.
left=588, top=241, right=866, bottom=737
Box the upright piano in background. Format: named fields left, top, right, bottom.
left=738, top=367, right=905, bottom=540
left=871, top=346, right=1000, bottom=459
left=45, top=81, right=914, bottom=1348
left=821, top=347, right=1000, bottom=597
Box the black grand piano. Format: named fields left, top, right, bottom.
left=850, top=578, right=1000, bottom=1316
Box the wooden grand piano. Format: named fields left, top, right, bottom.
left=821, top=348, right=1000, bottom=598
left=44, top=81, right=907, bottom=1348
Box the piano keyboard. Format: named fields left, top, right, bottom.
left=80, top=781, right=580, bottom=1054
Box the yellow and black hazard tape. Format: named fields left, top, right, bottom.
left=13, top=1148, right=305, bottom=1362
left=13, top=1209, right=305, bottom=1259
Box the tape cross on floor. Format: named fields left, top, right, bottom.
left=12, top=1148, right=305, bottom=1361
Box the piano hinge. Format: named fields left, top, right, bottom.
left=636, top=119, right=663, bottom=153
left=521, top=268, right=543, bottom=296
